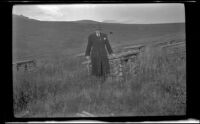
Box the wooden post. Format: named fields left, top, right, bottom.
left=13, top=59, right=36, bottom=72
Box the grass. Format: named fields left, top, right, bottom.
left=13, top=45, right=186, bottom=117
left=13, top=14, right=185, bottom=62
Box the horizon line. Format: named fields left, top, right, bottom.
left=13, top=14, right=185, bottom=24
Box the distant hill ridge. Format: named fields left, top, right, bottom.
left=12, top=14, right=185, bottom=61
left=13, top=14, right=100, bottom=23
left=13, top=14, right=184, bottom=25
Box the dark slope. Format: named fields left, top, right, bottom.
left=12, top=14, right=185, bottom=61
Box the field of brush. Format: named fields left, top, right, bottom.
left=13, top=15, right=186, bottom=117
left=13, top=41, right=186, bottom=117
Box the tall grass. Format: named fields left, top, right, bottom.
left=13, top=46, right=186, bottom=117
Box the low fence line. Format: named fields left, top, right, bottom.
left=13, top=59, right=36, bottom=71
left=81, top=40, right=186, bottom=80
left=13, top=40, right=185, bottom=73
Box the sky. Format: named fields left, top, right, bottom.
left=13, top=4, right=185, bottom=24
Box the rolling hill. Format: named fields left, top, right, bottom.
left=12, top=14, right=185, bottom=61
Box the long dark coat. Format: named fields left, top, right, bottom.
left=85, top=32, right=113, bottom=77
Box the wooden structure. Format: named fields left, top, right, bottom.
left=161, top=41, right=185, bottom=49
left=123, top=44, right=145, bottom=51
left=82, top=44, right=143, bottom=80
left=81, top=40, right=185, bottom=81
left=13, top=59, right=36, bottom=72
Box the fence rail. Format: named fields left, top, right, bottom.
left=82, top=49, right=141, bottom=65
left=13, top=59, right=36, bottom=71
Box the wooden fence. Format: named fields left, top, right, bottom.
left=81, top=45, right=144, bottom=80
left=13, top=59, right=36, bottom=71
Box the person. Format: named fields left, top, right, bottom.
left=85, top=27, right=115, bottom=80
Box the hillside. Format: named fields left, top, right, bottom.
left=13, top=15, right=186, bottom=117
left=12, top=14, right=185, bottom=61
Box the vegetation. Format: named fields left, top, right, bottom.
left=13, top=14, right=186, bottom=117
left=13, top=45, right=186, bottom=117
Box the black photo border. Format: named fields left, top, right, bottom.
left=1, top=0, right=199, bottom=123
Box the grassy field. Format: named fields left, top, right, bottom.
left=13, top=14, right=186, bottom=117
left=13, top=44, right=186, bottom=117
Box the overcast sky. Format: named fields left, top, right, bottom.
left=13, top=4, right=185, bottom=24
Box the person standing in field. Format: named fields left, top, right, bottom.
left=85, top=27, right=115, bottom=80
